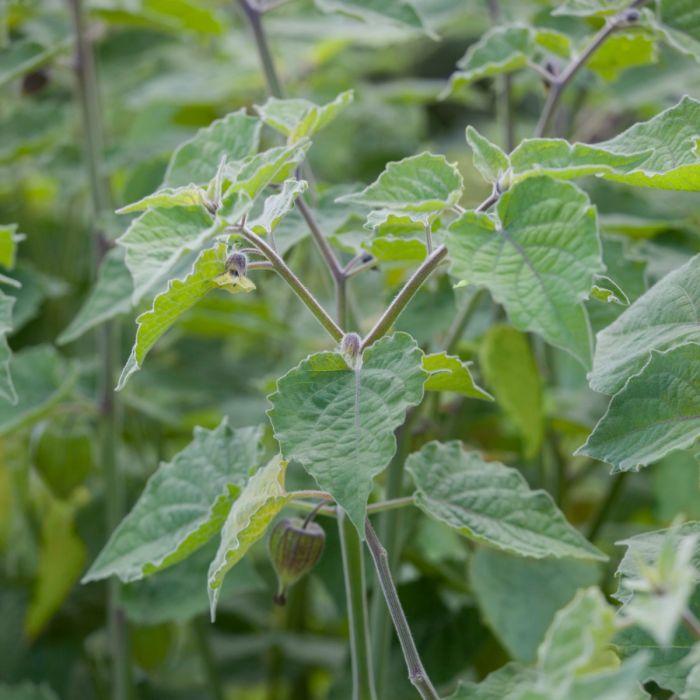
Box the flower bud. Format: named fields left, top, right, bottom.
left=225, top=252, right=248, bottom=277
left=268, top=517, right=325, bottom=605
left=341, top=332, right=362, bottom=369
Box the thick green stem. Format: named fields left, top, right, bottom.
left=361, top=245, right=448, bottom=350
left=66, top=1, right=129, bottom=698
left=238, top=227, right=344, bottom=341
left=365, top=519, right=440, bottom=700
left=338, top=511, right=378, bottom=700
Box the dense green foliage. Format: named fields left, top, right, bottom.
left=1, top=0, right=699, bottom=699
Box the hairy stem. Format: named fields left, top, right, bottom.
left=66, top=1, right=129, bottom=699
left=339, top=511, right=378, bottom=700
left=237, top=227, right=344, bottom=341
left=534, top=1, right=644, bottom=137
left=361, top=245, right=448, bottom=350
left=365, top=519, right=440, bottom=700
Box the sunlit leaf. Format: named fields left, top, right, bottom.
left=207, top=455, right=289, bottom=620
left=407, top=441, right=606, bottom=560
left=0, top=224, right=19, bottom=270
left=579, top=343, right=700, bottom=471
left=117, top=243, right=254, bottom=390
left=83, top=420, right=263, bottom=583
left=422, top=351, right=493, bottom=400
left=269, top=332, right=426, bottom=533
left=255, top=90, right=354, bottom=143
left=587, top=32, right=658, bottom=81
left=447, top=176, right=601, bottom=367
left=116, top=185, right=210, bottom=214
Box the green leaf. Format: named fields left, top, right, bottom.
left=594, top=97, right=700, bottom=190
left=510, top=139, right=651, bottom=183
left=255, top=90, right=354, bottom=143
left=314, top=0, right=433, bottom=36
left=249, top=179, right=308, bottom=235
left=407, top=441, right=606, bottom=561
left=268, top=332, right=426, bottom=533
left=590, top=276, right=630, bottom=306
left=218, top=142, right=310, bottom=224
left=586, top=32, right=658, bottom=81
left=614, top=523, right=700, bottom=694
left=553, top=0, right=628, bottom=16
left=25, top=494, right=86, bottom=639
left=0, top=683, right=59, bottom=700
left=447, top=25, right=571, bottom=92
left=682, top=657, right=700, bottom=700
left=0, top=224, right=19, bottom=270
left=121, top=539, right=264, bottom=625
left=448, top=664, right=534, bottom=700
left=589, top=254, right=700, bottom=395
left=0, top=291, right=16, bottom=404
left=651, top=0, right=700, bottom=63
left=207, top=454, right=289, bottom=620
left=116, top=185, right=210, bottom=214
left=465, top=126, right=510, bottom=184
left=82, top=420, right=263, bottom=583
left=58, top=248, right=133, bottom=345
left=118, top=205, right=218, bottom=304
left=578, top=343, right=700, bottom=471
left=470, top=548, right=601, bottom=663
left=164, top=110, right=261, bottom=188
left=478, top=325, right=543, bottom=458
left=0, top=346, right=77, bottom=436
left=447, top=176, right=601, bottom=367
left=116, top=243, right=255, bottom=390
left=422, top=351, right=493, bottom=400
left=0, top=39, right=70, bottom=89
left=336, top=152, right=464, bottom=214
left=365, top=235, right=426, bottom=262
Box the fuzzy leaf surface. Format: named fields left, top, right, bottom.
left=83, top=421, right=263, bottom=583
left=447, top=176, right=601, bottom=367
left=268, top=332, right=426, bottom=533
left=589, top=254, right=700, bottom=395
left=422, top=352, right=493, bottom=400
left=407, top=441, right=606, bottom=561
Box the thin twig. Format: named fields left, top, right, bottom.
left=236, top=226, right=344, bottom=341
left=533, top=0, right=645, bottom=137
left=365, top=519, right=440, bottom=700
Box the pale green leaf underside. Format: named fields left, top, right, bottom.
left=578, top=343, right=700, bottom=472
left=447, top=176, right=601, bottom=368
left=83, top=420, right=263, bottom=583
left=58, top=248, right=133, bottom=345
left=589, top=254, right=700, bottom=395
left=116, top=185, right=209, bottom=214
left=651, top=0, right=700, bottom=63
left=116, top=243, right=254, bottom=390
left=337, top=152, right=464, bottom=214
left=255, top=90, right=354, bottom=142
left=249, top=179, right=308, bottom=235
left=164, top=110, right=261, bottom=188
left=552, top=0, right=628, bottom=16
left=510, top=98, right=700, bottom=192
left=466, top=126, right=510, bottom=184
left=207, top=455, right=289, bottom=620
left=407, top=441, right=606, bottom=561
left=422, top=351, right=493, bottom=400
left=268, top=332, right=426, bottom=533
left=314, top=0, right=432, bottom=36
left=0, top=292, right=16, bottom=404
left=478, top=325, right=544, bottom=459
left=118, top=205, right=218, bottom=304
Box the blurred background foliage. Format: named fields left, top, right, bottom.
left=0, top=0, right=698, bottom=698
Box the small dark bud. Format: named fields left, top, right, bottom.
left=22, top=69, right=50, bottom=96
left=360, top=252, right=373, bottom=264
left=341, top=333, right=361, bottom=362
left=622, top=8, right=640, bottom=23
left=268, top=517, right=325, bottom=606
left=225, top=252, right=247, bottom=277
